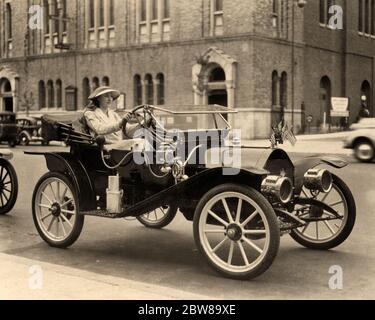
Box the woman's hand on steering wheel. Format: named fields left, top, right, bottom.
left=121, top=112, right=134, bottom=128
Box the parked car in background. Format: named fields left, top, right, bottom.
left=0, top=112, right=18, bottom=147
left=343, top=118, right=375, bottom=162
left=16, top=116, right=48, bottom=146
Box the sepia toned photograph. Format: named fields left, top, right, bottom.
left=0, top=0, right=374, bottom=303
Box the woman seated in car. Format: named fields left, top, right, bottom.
left=84, top=86, right=139, bottom=144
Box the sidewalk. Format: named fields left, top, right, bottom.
left=0, top=253, right=211, bottom=300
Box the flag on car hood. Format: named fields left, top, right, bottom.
left=282, top=122, right=297, bottom=146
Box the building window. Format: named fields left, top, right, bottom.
left=87, top=0, right=116, bottom=47
left=141, top=0, right=147, bottom=22
left=92, top=77, right=100, bottom=90
left=89, top=0, right=95, bottom=28
left=320, top=0, right=337, bottom=28
left=361, top=80, right=372, bottom=111
left=211, top=0, right=224, bottom=36
left=56, top=79, right=62, bottom=108
left=358, top=0, right=374, bottom=35
left=99, top=0, right=105, bottom=27
left=156, top=73, right=165, bottom=105
left=109, top=0, right=115, bottom=26
left=320, top=0, right=325, bottom=24
left=102, top=76, right=110, bottom=86
left=152, top=0, right=158, bottom=21
left=215, top=0, right=223, bottom=12
left=280, top=72, right=288, bottom=110
left=163, top=0, right=170, bottom=19
left=365, top=0, right=370, bottom=34
left=44, top=0, right=50, bottom=34
left=134, top=75, right=143, bottom=105
left=53, top=0, right=59, bottom=33
left=272, top=0, right=287, bottom=38
left=320, top=76, right=332, bottom=125
left=39, top=81, right=46, bottom=110
left=5, top=3, right=12, bottom=39
left=272, top=71, right=279, bottom=106
left=62, top=0, right=67, bottom=32
left=145, top=74, right=154, bottom=105
left=47, top=80, right=55, bottom=108
left=138, top=0, right=170, bottom=43
left=359, top=0, right=363, bottom=32
left=82, top=78, right=91, bottom=107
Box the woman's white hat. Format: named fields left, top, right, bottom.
left=88, top=86, right=120, bottom=100
left=361, top=95, right=367, bottom=101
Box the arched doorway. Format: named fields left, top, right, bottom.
left=192, top=47, right=237, bottom=109
left=207, top=65, right=227, bottom=107
left=0, top=78, right=13, bottom=112
left=361, top=80, right=371, bottom=114
left=320, top=76, right=331, bottom=128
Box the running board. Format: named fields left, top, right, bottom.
left=80, top=209, right=126, bottom=219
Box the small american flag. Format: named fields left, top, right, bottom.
left=282, top=122, right=297, bottom=146
left=270, top=131, right=277, bottom=147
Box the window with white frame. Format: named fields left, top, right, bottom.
left=86, top=0, right=116, bottom=49
left=272, top=0, right=287, bottom=38
left=138, top=0, right=170, bottom=43
left=210, top=0, right=223, bottom=36
left=358, top=0, right=375, bottom=36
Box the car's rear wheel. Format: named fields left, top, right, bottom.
left=32, top=172, right=84, bottom=248
left=0, top=159, right=18, bottom=215
left=354, top=140, right=374, bottom=162
left=8, top=140, right=16, bottom=148
left=136, top=204, right=178, bottom=229
left=19, top=133, right=30, bottom=146
left=193, top=184, right=280, bottom=280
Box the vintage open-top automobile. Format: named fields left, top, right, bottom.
left=26, top=105, right=356, bottom=280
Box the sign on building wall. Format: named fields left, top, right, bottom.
left=331, top=97, right=349, bottom=117
left=116, top=93, right=126, bottom=110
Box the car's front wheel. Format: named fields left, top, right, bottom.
left=19, top=133, right=30, bottom=146
left=290, top=174, right=356, bottom=250
left=32, top=172, right=84, bottom=248
left=193, top=184, right=280, bottom=280
left=354, top=140, right=374, bottom=162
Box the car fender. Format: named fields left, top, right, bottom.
left=344, top=129, right=375, bottom=148
left=25, top=152, right=97, bottom=211
left=293, top=155, right=348, bottom=194
left=19, top=130, right=32, bottom=140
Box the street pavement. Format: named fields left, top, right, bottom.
left=0, top=134, right=374, bottom=300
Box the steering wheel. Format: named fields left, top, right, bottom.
left=122, top=105, right=156, bottom=138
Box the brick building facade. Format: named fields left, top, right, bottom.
left=0, top=0, right=374, bottom=139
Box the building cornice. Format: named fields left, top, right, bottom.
left=1, top=32, right=306, bottom=63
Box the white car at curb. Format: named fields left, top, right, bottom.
left=343, top=118, right=375, bottom=162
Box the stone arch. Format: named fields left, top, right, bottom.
left=361, top=80, right=371, bottom=111
left=192, top=47, right=237, bottom=108
left=0, top=66, right=19, bottom=112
